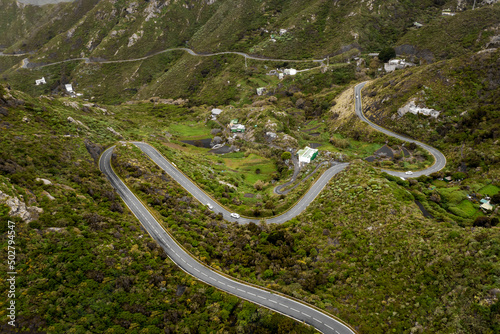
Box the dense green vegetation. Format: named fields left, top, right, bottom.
left=2, top=0, right=499, bottom=106
left=112, top=144, right=500, bottom=333
left=1, top=0, right=500, bottom=332
left=361, top=49, right=500, bottom=176
left=0, top=85, right=317, bottom=333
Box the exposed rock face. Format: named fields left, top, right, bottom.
left=41, top=191, right=55, bottom=201
left=0, top=190, right=43, bottom=223
left=67, top=116, right=90, bottom=130
left=36, top=178, right=52, bottom=185
left=107, top=127, right=123, bottom=138
left=84, top=139, right=104, bottom=164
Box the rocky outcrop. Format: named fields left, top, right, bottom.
left=0, top=190, right=43, bottom=223
left=107, top=127, right=123, bottom=138
left=67, top=116, right=90, bottom=130
left=84, top=139, right=104, bottom=164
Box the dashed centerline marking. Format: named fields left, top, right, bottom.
left=103, top=145, right=356, bottom=334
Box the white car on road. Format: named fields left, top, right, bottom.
left=206, top=203, right=213, bottom=210
left=405, top=171, right=413, bottom=175
left=230, top=213, right=240, bottom=219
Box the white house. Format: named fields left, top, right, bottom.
left=297, top=146, right=319, bottom=164
left=211, top=108, right=223, bottom=117
left=65, top=84, right=74, bottom=93
left=284, top=68, right=297, bottom=76
left=35, top=77, right=46, bottom=85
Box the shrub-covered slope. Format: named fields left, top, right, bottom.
left=0, top=85, right=316, bottom=333
left=112, top=143, right=500, bottom=334
left=358, top=48, right=500, bottom=175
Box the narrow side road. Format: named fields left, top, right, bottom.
left=20, top=47, right=326, bottom=69
left=133, top=142, right=348, bottom=224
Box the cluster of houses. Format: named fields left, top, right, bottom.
left=228, top=119, right=245, bottom=133
left=35, top=77, right=46, bottom=85
left=269, top=28, right=289, bottom=42
left=265, top=68, right=297, bottom=80
left=397, top=100, right=440, bottom=119
left=384, top=59, right=414, bottom=73
left=34, top=77, right=82, bottom=97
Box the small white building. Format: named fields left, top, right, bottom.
left=297, top=146, right=319, bottom=164
left=256, top=87, right=266, bottom=96
left=65, top=84, right=74, bottom=93
left=35, top=77, right=46, bottom=85
left=480, top=202, right=493, bottom=212
left=211, top=108, right=223, bottom=116
left=284, top=68, right=297, bottom=76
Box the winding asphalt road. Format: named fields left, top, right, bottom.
left=20, top=47, right=326, bottom=69
left=99, top=145, right=355, bottom=334
left=98, top=82, right=447, bottom=334
left=133, top=142, right=348, bottom=224
left=354, top=82, right=446, bottom=178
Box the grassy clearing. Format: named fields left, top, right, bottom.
left=455, top=200, right=478, bottom=217
left=479, top=184, right=500, bottom=196
left=168, top=123, right=212, bottom=139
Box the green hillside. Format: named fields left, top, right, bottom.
left=1, top=0, right=499, bottom=333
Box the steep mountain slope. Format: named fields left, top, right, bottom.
left=0, top=0, right=66, bottom=48
left=4, top=0, right=498, bottom=61
left=2, top=0, right=499, bottom=106
left=358, top=48, right=500, bottom=174
left=0, top=85, right=318, bottom=333
left=396, top=3, right=500, bottom=62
